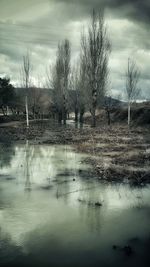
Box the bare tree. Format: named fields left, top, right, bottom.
left=51, top=52, right=63, bottom=123
left=69, top=64, right=80, bottom=122
left=104, top=95, right=112, bottom=126
left=28, top=86, right=48, bottom=120
left=126, top=58, right=140, bottom=129
left=103, top=79, right=114, bottom=126
left=78, top=54, right=88, bottom=123
left=22, top=51, right=32, bottom=128
left=70, top=55, right=88, bottom=124
left=81, top=10, right=111, bottom=127
left=62, top=40, right=71, bottom=124
left=51, top=39, right=71, bottom=124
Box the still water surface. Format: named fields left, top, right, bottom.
left=0, top=142, right=150, bottom=267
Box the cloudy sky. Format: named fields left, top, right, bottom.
left=0, top=0, right=150, bottom=99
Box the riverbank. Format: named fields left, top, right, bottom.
left=0, top=119, right=150, bottom=185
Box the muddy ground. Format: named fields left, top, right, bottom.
left=0, top=119, right=150, bottom=185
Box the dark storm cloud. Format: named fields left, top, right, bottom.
left=0, top=0, right=149, bottom=98
left=51, top=0, right=150, bottom=24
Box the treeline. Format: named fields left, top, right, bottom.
left=0, top=80, right=51, bottom=119
left=0, top=77, right=16, bottom=116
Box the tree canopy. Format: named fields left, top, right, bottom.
left=0, top=77, right=15, bottom=109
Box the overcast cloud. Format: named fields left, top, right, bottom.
left=0, top=0, right=150, bottom=99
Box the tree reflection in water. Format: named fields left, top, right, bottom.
left=24, top=140, right=31, bottom=191
left=0, top=142, right=15, bottom=168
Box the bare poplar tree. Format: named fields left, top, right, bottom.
left=78, top=54, right=88, bottom=123
left=126, top=58, right=140, bottom=129
left=81, top=10, right=111, bottom=127
left=22, top=51, right=32, bottom=128
left=51, top=48, right=64, bottom=123
left=62, top=40, right=71, bottom=124
left=70, top=55, right=88, bottom=124
left=51, top=39, right=71, bottom=124
left=69, top=64, right=80, bottom=122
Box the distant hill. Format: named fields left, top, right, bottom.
left=84, top=100, right=150, bottom=125
left=15, top=87, right=125, bottom=107
left=112, top=104, right=150, bottom=125
left=15, top=87, right=52, bottom=97
left=103, top=96, right=126, bottom=107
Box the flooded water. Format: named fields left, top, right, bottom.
left=0, top=141, right=150, bottom=267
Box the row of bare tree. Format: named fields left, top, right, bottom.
left=49, top=10, right=110, bottom=127
left=49, top=10, right=140, bottom=128
left=21, top=10, right=140, bottom=129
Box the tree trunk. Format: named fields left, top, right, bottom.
left=128, top=101, right=131, bottom=130
left=75, top=108, right=78, bottom=122
left=107, top=110, right=111, bottom=126
left=32, top=106, right=36, bottom=120
left=25, top=96, right=29, bottom=128
left=63, top=110, right=67, bottom=125
left=63, top=94, right=67, bottom=125
left=91, top=107, right=96, bottom=127
left=91, top=91, right=97, bottom=127
left=58, top=111, right=62, bottom=123
left=79, top=108, right=84, bottom=124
